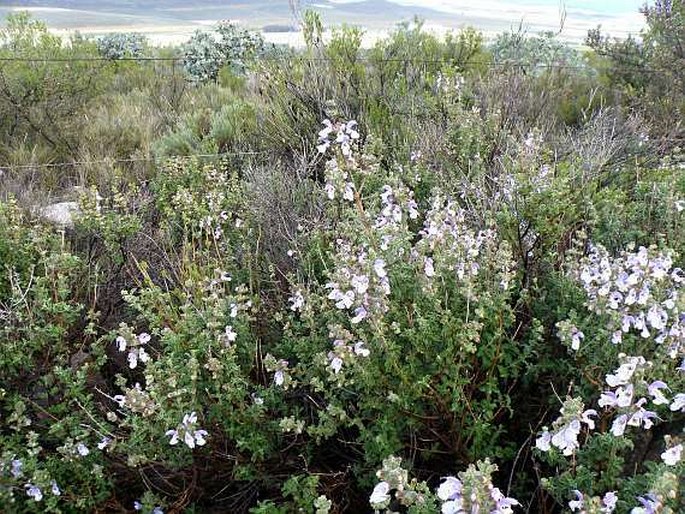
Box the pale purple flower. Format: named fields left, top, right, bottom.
left=166, top=411, right=208, bottom=449
left=138, top=332, right=151, bottom=344
left=646, top=305, right=667, bottom=330
left=602, top=491, right=617, bottom=513
left=599, top=390, right=619, bottom=408
left=76, top=442, right=90, bottom=456
left=343, top=182, right=355, bottom=202
left=607, top=291, right=623, bottom=309
left=635, top=493, right=660, bottom=514
left=350, top=274, right=369, bottom=295
left=437, top=476, right=462, bottom=501
left=316, top=140, right=331, bottom=154
left=660, top=443, right=682, bottom=465
left=274, top=370, right=285, bottom=386
left=25, top=484, right=43, bottom=501
left=10, top=459, right=22, bottom=478
left=369, top=481, right=391, bottom=505
left=329, top=355, right=343, bottom=374
left=610, top=414, right=629, bottom=436
left=490, top=486, right=519, bottom=514
left=535, top=429, right=552, bottom=451
left=97, top=436, right=111, bottom=450
left=670, top=393, right=685, bottom=411
left=627, top=400, right=658, bottom=430
left=647, top=381, right=670, bottom=405
left=350, top=305, right=367, bottom=324
left=51, top=480, right=61, bottom=496
left=373, top=259, right=387, bottom=279
left=581, top=409, right=598, bottom=429
left=569, top=490, right=584, bottom=511
left=424, top=257, right=435, bottom=278
left=606, top=360, right=639, bottom=387
left=442, top=498, right=465, bottom=514
left=222, top=325, right=237, bottom=346
left=616, top=384, right=634, bottom=408
left=288, top=289, right=305, bottom=312
left=551, top=419, right=582, bottom=455
left=127, top=347, right=150, bottom=369
left=134, top=501, right=143, bottom=511
left=318, top=119, right=333, bottom=140
left=353, top=341, right=370, bottom=357
left=116, top=335, right=127, bottom=352
left=570, top=327, right=585, bottom=351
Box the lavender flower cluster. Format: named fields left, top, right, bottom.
left=536, top=397, right=597, bottom=456
left=413, top=195, right=514, bottom=293
left=325, top=240, right=390, bottom=325
left=573, top=244, right=684, bottom=358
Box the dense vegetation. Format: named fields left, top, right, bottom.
left=0, top=4, right=684, bottom=513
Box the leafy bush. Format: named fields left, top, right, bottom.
left=1, top=8, right=684, bottom=514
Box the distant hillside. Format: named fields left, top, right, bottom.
left=1, top=0, right=644, bottom=44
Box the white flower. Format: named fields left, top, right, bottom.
left=373, top=259, right=387, bottom=278
left=51, top=481, right=61, bottom=496
left=670, top=393, right=685, bottom=412
left=274, top=370, right=285, bottom=386
left=551, top=419, right=581, bottom=455
left=116, top=336, right=127, bottom=352
left=369, top=481, right=390, bottom=505
left=602, top=491, right=618, bottom=513
left=223, top=325, right=237, bottom=345
left=334, top=290, right=355, bottom=310
left=76, top=442, right=90, bottom=456
left=581, top=409, right=598, bottom=429
left=646, top=305, right=667, bottom=330
left=350, top=274, right=369, bottom=295
left=350, top=306, right=367, bottom=324
left=568, top=490, right=584, bottom=511
left=610, top=414, right=629, bottom=436
left=288, top=290, right=305, bottom=312
left=605, top=359, right=640, bottom=387
left=25, top=484, right=43, bottom=501
left=660, top=444, right=682, bottom=465
left=166, top=412, right=208, bottom=449
left=330, top=356, right=343, bottom=374
left=535, top=429, right=552, bottom=451
left=424, top=257, right=435, bottom=277
left=570, top=328, right=584, bottom=351
left=437, top=476, right=462, bottom=501
left=127, top=347, right=150, bottom=369
left=343, top=182, right=355, bottom=202
left=353, top=341, right=370, bottom=357
left=441, top=499, right=464, bottom=514
left=647, top=381, right=670, bottom=405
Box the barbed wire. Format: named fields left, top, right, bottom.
left=0, top=54, right=673, bottom=75
left=0, top=150, right=275, bottom=171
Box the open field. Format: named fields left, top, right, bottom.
left=1, top=0, right=646, bottom=46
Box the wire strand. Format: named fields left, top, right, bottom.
left=1, top=150, right=274, bottom=170
left=0, top=54, right=672, bottom=74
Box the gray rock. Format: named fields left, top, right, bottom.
left=39, top=201, right=80, bottom=228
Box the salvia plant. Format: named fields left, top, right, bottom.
left=1, top=7, right=685, bottom=512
